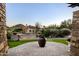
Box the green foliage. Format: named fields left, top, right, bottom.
left=41, top=29, right=51, bottom=37
left=40, top=19, right=71, bottom=38
left=61, top=28, right=71, bottom=36
left=47, top=24, right=59, bottom=29
left=41, top=28, right=71, bottom=38
left=7, top=31, right=12, bottom=39
left=68, top=3, right=79, bottom=8
left=60, top=19, right=72, bottom=29
left=13, top=29, right=23, bottom=32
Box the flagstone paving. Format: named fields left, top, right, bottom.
left=7, top=42, right=70, bottom=56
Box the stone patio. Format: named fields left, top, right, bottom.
left=7, top=42, right=70, bottom=56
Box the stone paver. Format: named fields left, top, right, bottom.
left=7, top=42, right=69, bottom=56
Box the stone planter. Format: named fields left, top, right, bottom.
left=38, top=38, right=46, bottom=47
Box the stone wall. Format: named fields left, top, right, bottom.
left=71, top=10, right=79, bottom=56
left=0, top=3, right=8, bottom=56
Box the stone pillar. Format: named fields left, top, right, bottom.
left=0, top=3, right=8, bottom=55
left=71, top=10, right=79, bottom=56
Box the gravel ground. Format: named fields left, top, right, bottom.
left=7, top=42, right=70, bottom=56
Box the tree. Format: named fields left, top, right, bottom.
left=60, top=20, right=68, bottom=29
left=41, top=29, right=51, bottom=37
left=66, top=19, right=72, bottom=29
left=60, top=19, right=72, bottom=29
left=35, top=22, right=41, bottom=36
left=68, top=3, right=79, bottom=8
left=47, top=24, right=59, bottom=29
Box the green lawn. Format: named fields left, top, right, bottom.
left=8, top=39, right=36, bottom=48
left=8, top=38, right=68, bottom=48
left=47, top=38, right=68, bottom=45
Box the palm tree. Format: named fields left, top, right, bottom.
left=68, top=3, right=79, bottom=8
left=35, top=22, right=41, bottom=37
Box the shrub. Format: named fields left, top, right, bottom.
left=61, top=28, right=71, bottom=36
left=13, top=29, right=22, bottom=33
left=41, top=28, right=71, bottom=38
left=50, top=29, right=59, bottom=38
left=41, top=29, right=51, bottom=37
left=7, top=31, right=12, bottom=39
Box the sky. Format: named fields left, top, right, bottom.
left=6, top=3, right=77, bottom=27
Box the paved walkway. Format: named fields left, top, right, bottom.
left=7, top=42, right=70, bottom=56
